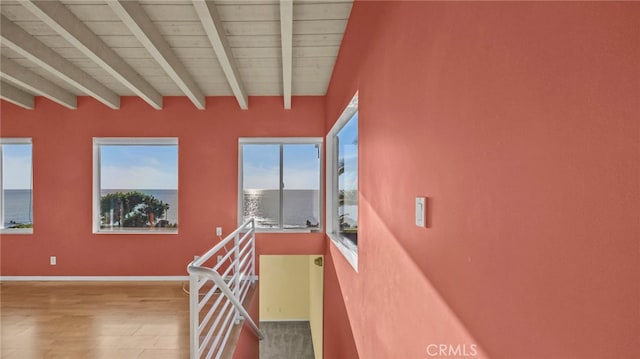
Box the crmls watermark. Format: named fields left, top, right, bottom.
left=426, top=344, right=478, bottom=357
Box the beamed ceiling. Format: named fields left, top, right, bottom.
left=0, top=0, right=353, bottom=110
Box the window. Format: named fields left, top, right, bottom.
left=327, top=94, right=358, bottom=270
left=0, top=138, right=33, bottom=234
left=239, top=138, right=322, bottom=231
left=93, top=138, right=178, bottom=233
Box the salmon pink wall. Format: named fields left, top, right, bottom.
left=232, top=286, right=260, bottom=359
left=1, top=96, right=325, bottom=276
left=322, top=250, right=359, bottom=359
left=325, top=2, right=639, bottom=358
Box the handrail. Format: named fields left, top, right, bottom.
left=187, top=265, right=264, bottom=340
left=191, top=219, right=254, bottom=267
left=187, top=218, right=262, bottom=359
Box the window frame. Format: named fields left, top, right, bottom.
left=326, top=93, right=359, bottom=271
left=0, top=138, right=34, bottom=235
left=93, top=137, right=179, bottom=235
left=238, top=137, right=323, bottom=233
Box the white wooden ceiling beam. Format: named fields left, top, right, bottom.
left=0, top=81, right=34, bottom=109
left=21, top=1, right=163, bottom=109
left=193, top=0, right=248, bottom=110
left=0, top=15, right=119, bottom=109
left=0, top=56, right=77, bottom=109
left=280, top=0, right=293, bottom=109
left=108, top=1, right=206, bottom=110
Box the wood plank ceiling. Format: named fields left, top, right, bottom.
left=0, top=0, right=353, bottom=110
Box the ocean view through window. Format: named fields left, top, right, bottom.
left=239, top=138, right=322, bottom=231
left=327, top=93, right=359, bottom=270
left=337, top=112, right=358, bottom=246
left=1, top=138, right=33, bottom=234
left=93, top=138, right=178, bottom=233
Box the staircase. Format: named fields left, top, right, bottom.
left=187, top=219, right=264, bottom=359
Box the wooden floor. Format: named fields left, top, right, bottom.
left=0, top=281, right=190, bottom=359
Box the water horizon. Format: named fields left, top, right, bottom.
left=243, top=189, right=321, bottom=229
left=2, top=189, right=33, bottom=228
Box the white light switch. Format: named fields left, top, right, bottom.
left=416, top=197, right=425, bottom=227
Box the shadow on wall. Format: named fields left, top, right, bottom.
left=329, top=193, right=488, bottom=359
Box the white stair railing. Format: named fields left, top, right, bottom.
left=187, top=218, right=264, bottom=359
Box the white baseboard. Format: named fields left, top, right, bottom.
left=0, top=276, right=189, bottom=282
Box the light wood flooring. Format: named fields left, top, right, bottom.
left=0, top=281, right=190, bottom=359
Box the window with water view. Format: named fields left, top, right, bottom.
left=240, top=139, right=322, bottom=231
left=94, top=138, right=178, bottom=233
left=327, top=93, right=358, bottom=270
left=1, top=139, right=33, bottom=233
left=336, top=112, right=358, bottom=246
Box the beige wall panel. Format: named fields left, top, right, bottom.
left=259, top=255, right=310, bottom=321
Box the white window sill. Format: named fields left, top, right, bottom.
left=0, top=228, right=33, bottom=235
left=94, top=229, right=178, bottom=235
left=328, top=233, right=358, bottom=271
left=251, top=228, right=323, bottom=234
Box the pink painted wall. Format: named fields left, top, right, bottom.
left=325, top=2, right=640, bottom=358
left=323, top=249, right=359, bottom=359
left=0, top=96, right=325, bottom=276
left=232, top=286, right=260, bottom=359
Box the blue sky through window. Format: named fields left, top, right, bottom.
left=243, top=143, right=320, bottom=190
left=283, top=144, right=320, bottom=190
left=243, top=144, right=279, bottom=190
left=338, top=113, right=358, bottom=191
left=100, top=145, right=178, bottom=190
left=2, top=144, right=32, bottom=190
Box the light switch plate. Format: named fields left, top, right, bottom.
left=416, top=197, right=425, bottom=227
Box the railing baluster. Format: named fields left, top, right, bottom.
left=189, top=274, right=200, bottom=359
left=233, top=231, right=241, bottom=324
left=187, top=218, right=262, bottom=359
left=251, top=219, right=256, bottom=284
